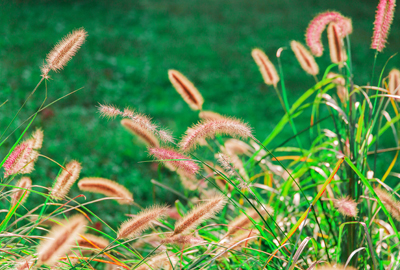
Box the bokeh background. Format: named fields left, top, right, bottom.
left=1, top=0, right=399, bottom=223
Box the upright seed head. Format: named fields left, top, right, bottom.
left=78, top=177, right=133, bottom=205
left=11, top=177, right=32, bottom=206
left=19, top=129, right=44, bottom=175
left=118, top=205, right=168, bottom=238
left=37, top=215, right=87, bottom=266
left=173, top=194, right=226, bottom=236
left=291, top=41, right=319, bottom=75
left=168, top=70, right=204, bottom=111
left=327, top=23, right=347, bottom=64
left=374, top=187, right=400, bottom=220
left=372, top=0, right=396, bottom=52
left=179, top=118, right=253, bottom=153
left=305, top=11, right=352, bottom=56
left=251, top=48, right=280, bottom=86
left=3, top=143, right=32, bottom=177
left=121, top=119, right=160, bottom=147
left=51, top=160, right=82, bottom=200
left=389, top=68, right=400, bottom=96
left=45, top=28, right=87, bottom=74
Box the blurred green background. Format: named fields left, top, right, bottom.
left=0, top=0, right=399, bottom=221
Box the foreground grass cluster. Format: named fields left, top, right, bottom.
left=1, top=0, right=400, bottom=269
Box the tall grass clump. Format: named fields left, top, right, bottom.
left=1, top=2, right=400, bottom=269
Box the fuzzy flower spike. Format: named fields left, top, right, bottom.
left=42, top=28, right=87, bottom=78
left=306, top=11, right=352, bottom=56
left=372, top=0, right=396, bottom=52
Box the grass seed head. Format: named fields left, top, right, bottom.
left=45, top=28, right=87, bottom=73
left=389, top=68, right=400, bottom=96
left=37, top=215, right=87, bottom=266
left=4, top=143, right=32, bottom=177
left=305, top=11, right=352, bottom=56
left=251, top=48, right=280, bottom=86
left=51, top=160, right=82, bottom=200
left=118, top=205, right=168, bottom=238
left=173, top=194, right=226, bottom=236
left=327, top=23, right=347, bottom=64
left=179, top=118, right=253, bottom=153
left=168, top=69, right=204, bottom=111
left=333, top=197, right=358, bottom=217
left=374, top=187, right=400, bottom=220
left=121, top=118, right=160, bottom=147
left=11, top=177, right=32, bottom=206
left=78, top=177, right=134, bottom=205
left=291, top=40, right=319, bottom=75
left=372, top=0, right=396, bottom=52
left=149, top=147, right=200, bottom=177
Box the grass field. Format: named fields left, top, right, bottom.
left=1, top=0, right=399, bottom=219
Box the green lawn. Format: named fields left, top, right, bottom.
left=0, top=0, right=399, bottom=219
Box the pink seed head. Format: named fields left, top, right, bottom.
left=149, top=147, right=199, bottom=176
left=306, top=11, right=352, bottom=56
left=372, top=0, right=396, bottom=52
left=4, top=143, right=32, bottom=177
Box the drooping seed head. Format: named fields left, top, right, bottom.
left=374, top=187, right=400, bottom=220
left=333, top=197, right=358, bottom=217
left=251, top=48, right=280, bottom=86
left=168, top=70, right=204, bottom=111
left=121, top=119, right=160, bottom=147
left=149, top=147, right=200, bottom=177
left=173, top=194, right=226, bottom=236
left=305, top=11, right=352, bottom=56
left=3, top=143, right=32, bottom=177
left=45, top=28, right=87, bottom=73
left=179, top=118, right=253, bottom=153
left=327, top=23, right=347, bottom=64
left=11, top=177, right=32, bottom=206
left=389, top=68, right=400, bottom=96
left=372, top=0, right=396, bottom=52
left=118, top=205, right=168, bottom=238
left=51, top=160, right=82, bottom=200
left=291, top=41, right=319, bottom=75
left=37, top=215, right=87, bottom=266
left=78, top=177, right=133, bottom=205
